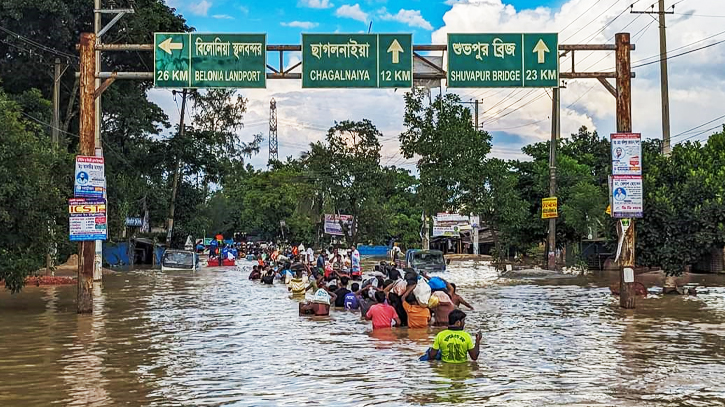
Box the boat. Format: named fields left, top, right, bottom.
left=206, top=256, right=236, bottom=267
left=161, top=249, right=199, bottom=272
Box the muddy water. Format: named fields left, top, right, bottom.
left=1, top=261, right=725, bottom=406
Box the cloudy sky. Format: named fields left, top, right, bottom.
left=152, top=0, right=725, bottom=170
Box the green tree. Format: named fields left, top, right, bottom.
left=0, top=88, right=72, bottom=292
left=399, top=88, right=492, bottom=216
left=305, top=119, right=383, bottom=246
left=638, top=132, right=725, bottom=275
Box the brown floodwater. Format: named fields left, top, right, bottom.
left=1, top=261, right=724, bottom=406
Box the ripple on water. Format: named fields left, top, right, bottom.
left=0, top=262, right=724, bottom=406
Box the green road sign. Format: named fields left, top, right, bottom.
left=154, top=33, right=191, bottom=88
left=378, top=34, right=413, bottom=88
left=447, top=33, right=558, bottom=88
left=154, top=33, right=266, bottom=88
left=302, top=33, right=412, bottom=88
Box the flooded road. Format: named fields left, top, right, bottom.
left=1, top=261, right=725, bottom=406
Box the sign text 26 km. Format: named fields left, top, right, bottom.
left=447, top=33, right=558, bottom=87
left=154, top=33, right=266, bottom=88
left=302, top=33, right=412, bottom=88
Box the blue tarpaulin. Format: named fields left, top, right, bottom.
left=357, top=245, right=389, bottom=257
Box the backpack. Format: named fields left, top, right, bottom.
left=343, top=292, right=359, bottom=310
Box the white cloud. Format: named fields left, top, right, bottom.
left=148, top=0, right=725, bottom=169
left=281, top=21, right=320, bottom=29
left=212, top=14, right=234, bottom=20
left=379, top=8, right=433, bottom=30
left=189, top=0, right=212, bottom=16
left=298, top=0, right=334, bottom=9
left=429, top=0, right=725, bottom=156
left=239, top=5, right=249, bottom=15
left=335, top=4, right=369, bottom=23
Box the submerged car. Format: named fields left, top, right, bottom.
left=398, top=249, right=447, bottom=273
left=161, top=250, right=199, bottom=272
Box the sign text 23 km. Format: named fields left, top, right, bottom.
left=302, top=33, right=412, bottom=88
left=447, top=33, right=558, bottom=87
left=154, top=33, right=266, bottom=88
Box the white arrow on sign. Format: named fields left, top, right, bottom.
left=532, top=39, right=550, bottom=64
left=387, top=39, right=404, bottom=64
left=159, top=37, right=183, bottom=55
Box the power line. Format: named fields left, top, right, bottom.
left=671, top=113, right=725, bottom=140
left=563, top=0, right=627, bottom=42
left=0, top=24, right=79, bottom=62
left=18, top=110, right=78, bottom=139
left=632, top=38, right=725, bottom=68
left=673, top=13, right=725, bottom=18
left=679, top=124, right=723, bottom=143
left=560, top=0, right=607, bottom=38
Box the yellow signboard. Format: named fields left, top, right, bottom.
left=541, top=197, right=558, bottom=219
left=606, top=204, right=611, bottom=216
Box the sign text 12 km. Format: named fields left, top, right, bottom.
left=302, top=33, right=412, bottom=88
left=154, top=33, right=266, bottom=88
left=447, top=33, right=558, bottom=87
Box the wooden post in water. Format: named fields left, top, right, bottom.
left=615, top=33, right=636, bottom=309
left=77, top=33, right=96, bottom=313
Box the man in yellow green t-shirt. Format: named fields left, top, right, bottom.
left=428, top=309, right=481, bottom=363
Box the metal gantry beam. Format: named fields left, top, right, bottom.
left=89, top=42, right=631, bottom=82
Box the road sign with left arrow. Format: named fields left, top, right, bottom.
left=154, top=33, right=266, bottom=88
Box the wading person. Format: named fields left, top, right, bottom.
left=287, top=269, right=312, bottom=297
left=300, top=287, right=337, bottom=316
left=402, top=291, right=431, bottom=329
left=430, top=291, right=456, bottom=327
left=427, top=309, right=481, bottom=363
left=449, top=283, right=474, bottom=310
left=366, top=291, right=400, bottom=330
left=350, top=244, right=361, bottom=280
left=261, top=267, right=275, bottom=285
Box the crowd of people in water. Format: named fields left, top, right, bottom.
left=244, top=244, right=482, bottom=364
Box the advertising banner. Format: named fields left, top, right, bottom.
left=324, top=214, right=354, bottom=236
left=69, top=198, right=107, bottom=241
left=611, top=133, right=642, bottom=175
left=74, top=156, right=105, bottom=198
left=541, top=197, right=558, bottom=219
left=612, top=175, right=643, bottom=218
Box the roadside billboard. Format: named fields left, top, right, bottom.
left=324, top=214, right=354, bottom=236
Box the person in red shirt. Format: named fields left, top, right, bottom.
left=366, top=291, right=400, bottom=329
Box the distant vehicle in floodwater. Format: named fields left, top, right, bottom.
left=161, top=250, right=199, bottom=272
left=397, top=249, right=447, bottom=273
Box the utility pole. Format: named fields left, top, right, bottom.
left=474, top=99, right=479, bottom=130
left=166, top=88, right=188, bottom=248
left=269, top=98, right=278, bottom=163
left=48, top=58, right=63, bottom=276
left=547, top=88, right=558, bottom=269
left=631, top=1, right=674, bottom=155
left=616, top=33, right=636, bottom=309
left=93, top=0, right=104, bottom=281
left=52, top=58, right=61, bottom=145
left=78, top=33, right=97, bottom=313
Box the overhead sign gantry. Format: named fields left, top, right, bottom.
left=152, top=32, right=558, bottom=89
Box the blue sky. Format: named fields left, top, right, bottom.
left=153, top=0, right=725, bottom=168
left=173, top=0, right=557, bottom=44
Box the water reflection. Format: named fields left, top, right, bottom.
left=0, top=262, right=724, bottom=406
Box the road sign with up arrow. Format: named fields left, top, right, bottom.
left=302, top=33, right=412, bottom=88
left=447, top=33, right=558, bottom=88
left=154, top=32, right=266, bottom=88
